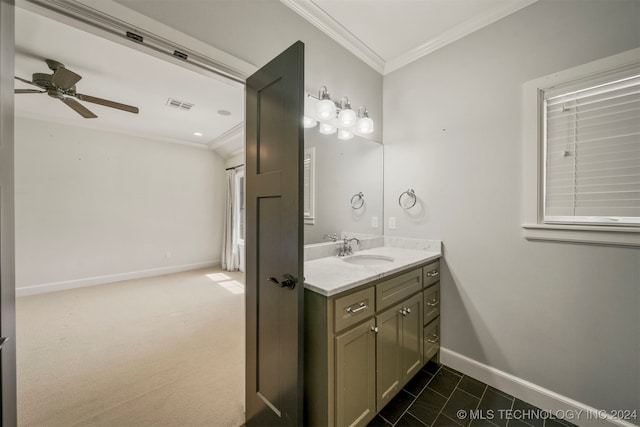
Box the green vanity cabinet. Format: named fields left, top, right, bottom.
left=376, top=292, right=423, bottom=410
left=335, top=318, right=377, bottom=427
left=422, top=260, right=441, bottom=363
left=304, top=258, right=441, bottom=427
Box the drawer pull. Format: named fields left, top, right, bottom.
left=427, top=334, right=439, bottom=344
left=427, top=299, right=439, bottom=307
left=346, top=302, right=367, bottom=314
left=427, top=270, right=439, bottom=277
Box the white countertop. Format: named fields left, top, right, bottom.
left=304, top=246, right=441, bottom=297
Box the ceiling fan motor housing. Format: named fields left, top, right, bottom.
left=32, top=72, right=55, bottom=89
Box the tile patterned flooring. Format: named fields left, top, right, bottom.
left=367, top=362, right=579, bottom=427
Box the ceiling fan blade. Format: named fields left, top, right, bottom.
left=52, top=67, right=82, bottom=90
left=76, top=93, right=139, bottom=114
left=15, top=76, right=43, bottom=89
left=15, top=89, right=45, bottom=94
left=61, top=98, right=97, bottom=119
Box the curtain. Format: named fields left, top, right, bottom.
left=221, top=168, right=240, bottom=271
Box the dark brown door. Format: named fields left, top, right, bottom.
left=245, top=41, right=304, bottom=426
left=0, top=0, right=17, bottom=425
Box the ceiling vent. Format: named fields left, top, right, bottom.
left=166, top=98, right=194, bottom=111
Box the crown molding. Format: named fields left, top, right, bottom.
left=384, top=0, right=539, bottom=74
left=280, top=0, right=539, bottom=76
left=208, top=122, right=244, bottom=151
left=280, top=0, right=385, bottom=74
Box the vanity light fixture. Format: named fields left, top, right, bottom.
left=357, top=106, right=374, bottom=134
left=303, top=115, right=317, bottom=128
left=337, top=97, right=357, bottom=128
left=306, top=86, right=376, bottom=141
left=319, top=123, right=337, bottom=135
left=337, top=129, right=354, bottom=140
left=315, top=86, right=336, bottom=120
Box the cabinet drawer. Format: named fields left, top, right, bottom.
left=423, top=260, right=440, bottom=287
left=335, top=287, right=375, bottom=333
left=423, top=283, right=440, bottom=325
left=424, top=317, right=440, bottom=362
left=376, top=268, right=422, bottom=311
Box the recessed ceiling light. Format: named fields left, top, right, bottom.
left=217, top=110, right=231, bottom=116
left=193, top=132, right=203, bottom=137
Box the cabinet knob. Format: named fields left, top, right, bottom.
left=371, top=326, right=379, bottom=333
left=427, top=270, right=439, bottom=277
left=427, top=299, right=439, bottom=307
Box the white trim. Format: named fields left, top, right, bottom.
left=523, top=224, right=640, bottom=247
left=208, top=122, right=244, bottom=151
left=279, top=0, right=385, bottom=74
left=280, top=0, right=538, bottom=75
left=522, top=48, right=640, bottom=247
left=19, top=0, right=257, bottom=81
left=441, top=348, right=639, bottom=427
left=16, top=260, right=220, bottom=297
left=384, top=0, right=538, bottom=74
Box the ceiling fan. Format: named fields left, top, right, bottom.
left=15, top=58, right=139, bottom=119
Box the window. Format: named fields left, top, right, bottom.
left=523, top=48, right=640, bottom=246
left=235, top=169, right=245, bottom=244
left=304, top=147, right=316, bottom=225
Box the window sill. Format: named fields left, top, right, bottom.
left=523, top=224, right=640, bottom=247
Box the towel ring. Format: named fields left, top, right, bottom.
left=398, top=189, right=417, bottom=209
left=350, top=192, right=365, bottom=209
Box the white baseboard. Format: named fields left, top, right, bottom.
left=440, top=348, right=639, bottom=427
left=16, top=260, right=221, bottom=297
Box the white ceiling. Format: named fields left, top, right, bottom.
left=282, top=0, right=539, bottom=74
left=14, top=6, right=244, bottom=156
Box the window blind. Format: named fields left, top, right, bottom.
left=544, top=73, right=640, bottom=225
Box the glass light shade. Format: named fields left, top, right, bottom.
left=316, top=99, right=336, bottom=120
left=337, top=129, right=354, bottom=140
left=319, top=123, right=337, bottom=134
left=357, top=116, right=374, bottom=134
left=303, top=115, right=317, bottom=128
left=337, top=108, right=357, bottom=127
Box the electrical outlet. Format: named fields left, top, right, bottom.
left=371, top=216, right=378, bottom=228
left=389, top=217, right=396, bottom=230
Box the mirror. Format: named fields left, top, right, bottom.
left=304, top=129, right=383, bottom=245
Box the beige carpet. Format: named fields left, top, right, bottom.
left=16, top=267, right=245, bottom=427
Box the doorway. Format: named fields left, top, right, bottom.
left=16, top=2, right=249, bottom=424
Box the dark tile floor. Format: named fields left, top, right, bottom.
left=367, top=362, right=578, bottom=427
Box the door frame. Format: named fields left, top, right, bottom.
left=1, top=0, right=17, bottom=424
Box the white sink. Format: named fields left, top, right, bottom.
left=342, top=254, right=395, bottom=266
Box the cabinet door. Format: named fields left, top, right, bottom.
left=400, top=293, right=424, bottom=381
left=336, top=319, right=377, bottom=427
left=376, top=306, right=402, bottom=410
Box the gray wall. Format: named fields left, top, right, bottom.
left=383, top=0, right=640, bottom=414
left=15, top=117, right=226, bottom=289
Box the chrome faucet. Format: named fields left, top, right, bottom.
left=337, top=237, right=360, bottom=257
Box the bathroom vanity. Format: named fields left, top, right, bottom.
left=304, top=245, right=441, bottom=427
